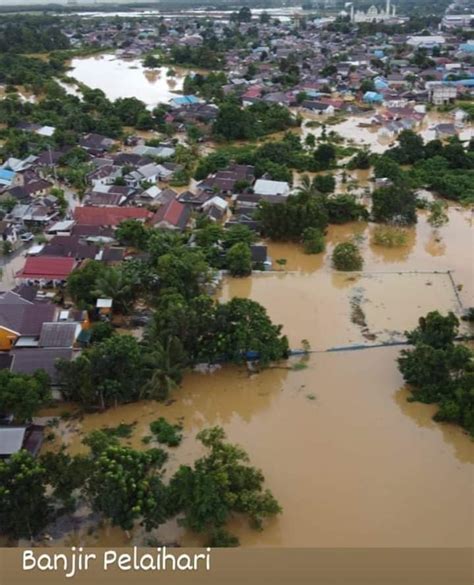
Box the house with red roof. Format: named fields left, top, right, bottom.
left=73, top=206, right=152, bottom=227
left=16, top=256, right=76, bottom=285
left=151, top=199, right=191, bottom=231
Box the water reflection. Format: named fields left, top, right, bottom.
left=41, top=348, right=473, bottom=548
left=393, top=386, right=474, bottom=464
left=69, top=54, right=190, bottom=107
left=369, top=225, right=416, bottom=264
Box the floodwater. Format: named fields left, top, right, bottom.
left=299, top=109, right=473, bottom=154
left=69, top=54, right=190, bottom=108
left=39, top=204, right=474, bottom=548
left=220, top=271, right=461, bottom=349
left=74, top=8, right=297, bottom=22
left=42, top=348, right=473, bottom=548
left=264, top=207, right=474, bottom=309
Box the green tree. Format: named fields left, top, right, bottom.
left=2, top=240, right=12, bottom=255
left=398, top=311, right=473, bottom=435
left=372, top=185, right=417, bottom=225
left=93, top=267, right=137, bottom=314
left=314, top=143, right=336, bottom=170
left=168, top=427, right=281, bottom=539
left=427, top=200, right=449, bottom=228
left=149, top=418, right=182, bottom=447
left=302, top=227, right=325, bottom=254
left=222, top=224, right=256, bottom=249
left=57, top=335, right=145, bottom=409
left=0, top=370, right=51, bottom=423
left=213, top=102, right=255, bottom=141
left=388, top=129, right=425, bottom=165
left=86, top=446, right=168, bottom=531
left=209, top=298, right=289, bottom=364
left=312, top=174, right=336, bottom=195
left=226, top=242, right=252, bottom=276
left=0, top=451, right=50, bottom=540
left=39, top=450, right=92, bottom=512
left=258, top=192, right=328, bottom=241
left=144, top=54, right=161, bottom=68
left=332, top=241, right=363, bottom=271
left=67, top=260, right=109, bottom=308
left=405, top=311, right=459, bottom=350
left=326, top=195, right=369, bottom=224
left=140, top=336, right=187, bottom=401
left=347, top=150, right=371, bottom=170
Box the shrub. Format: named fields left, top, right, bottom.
left=332, top=242, right=363, bottom=271
left=372, top=226, right=408, bottom=248
left=149, top=418, right=183, bottom=447
left=302, top=227, right=325, bottom=254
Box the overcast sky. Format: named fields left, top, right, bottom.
left=2, top=0, right=156, bottom=5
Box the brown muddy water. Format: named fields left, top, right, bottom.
left=69, top=54, right=192, bottom=108
left=298, top=109, right=472, bottom=153
left=38, top=204, right=474, bottom=548
left=43, top=349, right=473, bottom=548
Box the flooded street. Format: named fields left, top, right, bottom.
left=69, top=54, right=189, bottom=107
left=41, top=203, right=473, bottom=548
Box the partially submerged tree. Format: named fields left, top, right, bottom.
left=0, top=451, right=50, bottom=540
left=86, top=446, right=168, bottom=532
left=332, top=241, right=363, bottom=271
left=398, top=311, right=474, bottom=436
left=168, top=427, right=281, bottom=539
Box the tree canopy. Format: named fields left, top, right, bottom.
left=398, top=312, right=474, bottom=436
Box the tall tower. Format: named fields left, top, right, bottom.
left=386, top=0, right=391, bottom=16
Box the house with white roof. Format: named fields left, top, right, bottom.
left=253, top=179, right=291, bottom=198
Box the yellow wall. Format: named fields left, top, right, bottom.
left=0, top=327, right=17, bottom=351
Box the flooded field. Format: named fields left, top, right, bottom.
left=69, top=54, right=189, bottom=107
left=38, top=202, right=474, bottom=548
left=220, top=271, right=460, bottom=349
left=265, top=207, right=474, bottom=308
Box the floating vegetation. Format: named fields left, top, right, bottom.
left=372, top=226, right=408, bottom=248
left=149, top=418, right=183, bottom=447
left=292, top=362, right=308, bottom=371
left=100, top=422, right=136, bottom=439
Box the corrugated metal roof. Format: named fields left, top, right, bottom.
left=0, top=427, right=26, bottom=456
left=39, top=322, right=80, bottom=348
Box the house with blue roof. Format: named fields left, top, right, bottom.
left=363, top=91, right=384, bottom=104
left=374, top=77, right=388, bottom=91
left=169, top=95, right=201, bottom=108
left=0, top=169, right=15, bottom=188
left=459, top=43, right=474, bottom=54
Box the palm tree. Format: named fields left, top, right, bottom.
left=297, top=174, right=323, bottom=200
left=141, top=337, right=188, bottom=401
left=93, top=268, right=135, bottom=314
